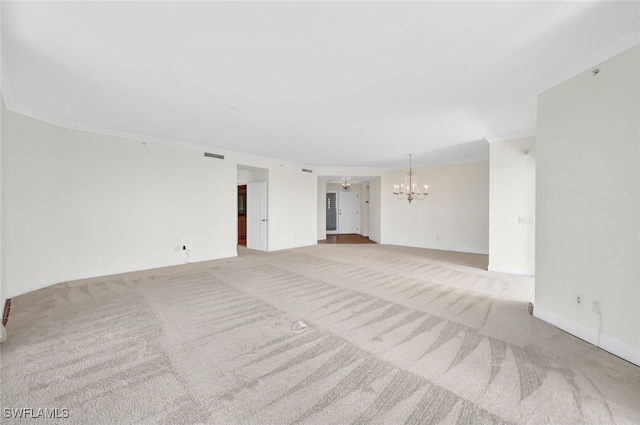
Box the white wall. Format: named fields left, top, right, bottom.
left=323, top=183, right=369, bottom=238
left=225, top=156, right=317, bottom=252
left=4, top=109, right=317, bottom=298
left=0, top=94, right=6, bottom=342
left=488, top=137, right=536, bottom=275
left=0, top=15, right=7, bottom=342
left=237, top=167, right=268, bottom=185
left=237, top=169, right=252, bottom=184
left=316, top=163, right=488, bottom=253
left=535, top=45, right=639, bottom=365
left=264, top=163, right=317, bottom=251
left=369, top=178, right=381, bottom=243
left=4, top=109, right=236, bottom=297
left=380, top=161, right=490, bottom=254
left=360, top=183, right=370, bottom=237
left=317, top=179, right=326, bottom=241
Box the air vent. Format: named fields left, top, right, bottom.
left=2, top=299, right=11, bottom=327
left=302, top=168, right=313, bottom=173
left=204, top=152, right=224, bottom=160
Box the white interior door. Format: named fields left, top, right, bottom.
left=247, top=181, right=267, bottom=251
left=338, top=190, right=359, bottom=234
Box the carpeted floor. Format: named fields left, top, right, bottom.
left=1, top=244, right=639, bottom=424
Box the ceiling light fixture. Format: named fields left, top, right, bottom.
left=393, top=154, right=428, bottom=204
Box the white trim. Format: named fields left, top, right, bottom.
left=6, top=103, right=490, bottom=172
left=316, top=156, right=491, bottom=174
left=325, top=190, right=340, bottom=235
left=267, top=241, right=317, bottom=253
left=3, top=103, right=318, bottom=171
left=528, top=36, right=640, bottom=97
left=484, top=131, right=537, bottom=144
left=447, top=247, right=488, bottom=256
left=488, top=265, right=535, bottom=276
left=6, top=251, right=238, bottom=299
left=385, top=243, right=488, bottom=256
left=415, top=156, right=490, bottom=169
left=534, top=306, right=640, bottom=367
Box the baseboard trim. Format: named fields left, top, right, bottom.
left=488, top=265, right=534, bottom=276
left=268, top=241, right=318, bottom=252
left=7, top=251, right=239, bottom=299
left=534, top=306, right=640, bottom=367
left=383, top=242, right=489, bottom=256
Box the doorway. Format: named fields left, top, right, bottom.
left=318, top=176, right=377, bottom=242
left=338, top=190, right=359, bottom=234
left=237, top=165, right=269, bottom=251
left=237, top=185, right=247, bottom=246
left=326, top=191, right=338, bottom=234
left=326, top=189, right=360, bottom=234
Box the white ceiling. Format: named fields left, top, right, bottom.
left=2, top=1, right=639, bottom=169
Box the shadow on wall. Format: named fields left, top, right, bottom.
left=422, top=139, right=489, bottom=165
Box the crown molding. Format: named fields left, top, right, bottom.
left=3, top=103, right=318, bottom=171
left=484, top=130, right=537, bottom=144
left=414, top=155, right=489, bottom=169
left=529, top=33, right=640, bottom=97
left=316, top=154, right=490, bottom=175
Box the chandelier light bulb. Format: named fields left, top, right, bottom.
left=393, top=154, right=429, bottom=204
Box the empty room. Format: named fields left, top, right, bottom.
left=1, top=2, right=639, bottom=424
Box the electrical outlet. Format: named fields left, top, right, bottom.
left=183, top=245, right=187, bottom=250
left=575, top=294, right=584, bottom=307
left=592, top=299, right=602, bottom=314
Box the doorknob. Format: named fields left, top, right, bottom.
left=260, top=219, right=267, bottom=222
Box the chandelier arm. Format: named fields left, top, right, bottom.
left=393, top=153, right=428, bottom=203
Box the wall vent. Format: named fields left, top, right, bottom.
left=204, top=152, right=225, bottom=160
left=2, top=299, right=11, bottom=327
left=302, top=168, right=313, bottom=173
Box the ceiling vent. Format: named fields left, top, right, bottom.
left=302, top=168, right=313, bottom=173
left=204, top=152, right=224, bottom=160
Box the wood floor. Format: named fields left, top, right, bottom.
left=318, top=234, right=376, bottom=244
left=239, top=234, right=374, bottom=247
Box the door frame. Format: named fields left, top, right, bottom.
left=247, top=181, right=268, bottom=251
left=338, top=189, right=359, bottom=234
left=326, top=190, right=339, bottom=235
left=237, top=185, right=247, bottom=246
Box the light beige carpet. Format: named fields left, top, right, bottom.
left=1, top=244, right=639, bottom=424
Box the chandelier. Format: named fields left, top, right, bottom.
left=393, top=154, right=428, bottom=204
left=341, top=178, right=351, bottom=191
